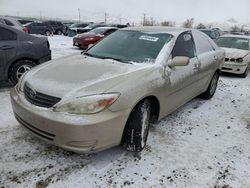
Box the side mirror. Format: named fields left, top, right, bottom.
left=168, top=56, right=190, bottom=68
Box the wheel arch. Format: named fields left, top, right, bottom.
left=125, top=95, right=161, bottom=125
left=7, top=57, right=38, bottom=78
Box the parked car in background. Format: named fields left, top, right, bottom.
left=67, top=22, right=91, bottom=37
left=24, top=22, right=53, bottom=36
left=200, top=29, right=221, bottom=40
left=109, top=24, right=128, bottom=29
left=11, top=27, right=225, bottom=154
left=0, top=16, right=27, bottom=32
left=43, top=21, right=66, bottom=35
left=215, top=35, right=250, bottom=77
left=0, top=24, right=51, bottom=84
left=69, top=23, right=108, bottom=37
left=73, top=27, right=117, bottom=49
left=18, top=19, right=34, bottom=25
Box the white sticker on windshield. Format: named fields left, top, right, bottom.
left=139, top=35, right=159, bottom=42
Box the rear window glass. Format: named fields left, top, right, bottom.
left=4, top=19, right=14, bottom=26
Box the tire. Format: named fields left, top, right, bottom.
left=200, top=71, right=219, bottom=99
left=239, top=67, right=249, bottom=78
left=121, top=99, right=151, bottom=152
left=9, top=60, right=36, bottom=84
left=57, top=30, right=63, bottom=35
left=45, top=30, right=51, bottom=36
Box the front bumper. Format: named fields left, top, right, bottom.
left=73, top=38, right=88, bottom=49
left=10, top=88, right=130, bottom=153
left=221, top=62, right=248, bottom=74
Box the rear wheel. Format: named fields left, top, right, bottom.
left=121, top=99, right=151, bottom=152
left=45, top=30, right=51, bottom=36
left=9, top=60, right=36, bottom=84
left=200, top=72, right=219, bottom=99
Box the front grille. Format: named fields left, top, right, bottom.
left=15, top=113, right=56, bottom=141
left=24, top=83, right=61, bottom=108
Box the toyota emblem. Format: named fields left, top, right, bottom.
left=29, top=89, right=36, bottom=99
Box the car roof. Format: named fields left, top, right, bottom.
left=121, top=26, right=192, bottom=36
left=219, top=34, right=250, bottom=40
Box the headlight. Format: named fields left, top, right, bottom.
left=236, top=58, right=243, bottom=63
left=16, top=72, right=28, bottom=92
left=53, top=93, right=120, bottom=114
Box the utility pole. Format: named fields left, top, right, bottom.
left=143, top=13, right=146, bottom=26
left=104, top=12, right=108, bottom=24
left=39, top=11, right=42, bottom=20
left=78, top=8, right=81, bottom=22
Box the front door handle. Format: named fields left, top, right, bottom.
left=0, top=45, right=14, bottom=50
left=193, top=63, right=201, bottom=71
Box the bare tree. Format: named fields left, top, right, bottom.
left=231, top=25, right=240, bottom=32
left=143, top=17, right=156, bottom=26
left=183, top=18, right=194, bottom=28
left=196, top=23, right=206, bottom=29
left=161, top=21, right=175, bottom=27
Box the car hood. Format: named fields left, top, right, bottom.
left=24, top=53, right=153, bottom=98
left=222, top=47, right=250, bottom=59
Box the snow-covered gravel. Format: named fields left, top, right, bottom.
left=1, top=36, right=250, bottom=188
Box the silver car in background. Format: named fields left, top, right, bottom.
left=216, top=35, right=250, bottom=77
left=11, top=27, right=225, bottom=153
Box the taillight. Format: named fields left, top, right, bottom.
left=23, top=27, right=29, bottom=33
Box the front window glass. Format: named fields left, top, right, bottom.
left=86, top=30, right=172, bottom=64
left=216, top=37, right=250, bottom=50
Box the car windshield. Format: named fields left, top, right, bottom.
left=216, top=37, right=250, bottom=50
left=86, top=30, right=172, bottom=64
left=89, top=28, right=108, bottom=34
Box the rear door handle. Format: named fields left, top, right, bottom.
left=0, top=45, right=14, bottom=50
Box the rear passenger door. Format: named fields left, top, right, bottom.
left=0, top=27, right=17, bottom=79
left=192, top=30, right=217, bottom=90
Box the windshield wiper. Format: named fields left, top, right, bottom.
left=82, top=52, right=103, bottom=59
left=83, top=52, right=132, bottom=64
left=101, top=57, right=133, bottom=64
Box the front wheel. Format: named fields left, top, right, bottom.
left=121, top=99, right=151, bottom=152
left=57, top=30, right=63, bottom=35
left=239, top=67, right=249, bottom=78
left=9, top=60, right=36, bottom=84
left=200, top=72, right=219, bottom=99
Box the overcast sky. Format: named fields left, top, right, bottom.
left=0, top=0, right=250, bottom=24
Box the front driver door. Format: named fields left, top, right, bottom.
left=161, top=31, right=201, bottom=115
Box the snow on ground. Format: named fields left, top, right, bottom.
left=1, top=36, right=250, bottom=188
